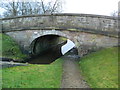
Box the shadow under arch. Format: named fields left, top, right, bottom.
left=27, top=34, right=78, bottom=64
left=30, top=34, right=67, bottom=55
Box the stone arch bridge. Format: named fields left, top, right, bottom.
left=0, top=13, right=119, bottom=57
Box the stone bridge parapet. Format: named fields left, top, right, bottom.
left=0, top=13, right=119, bottom=37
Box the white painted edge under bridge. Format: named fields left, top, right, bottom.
left=61, top=39, right=75, bottom=55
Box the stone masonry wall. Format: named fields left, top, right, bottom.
left=0, top=13, right=118, bottom=37
left=5, top=30, right=118, bottom=57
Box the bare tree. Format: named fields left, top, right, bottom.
left=0, top=1, right=19, bottom=17
left=0, top=0, right=63, bottom=17
left=40, top=0, right=63, bottom=14
left=111, top=11, right=118, bottom=17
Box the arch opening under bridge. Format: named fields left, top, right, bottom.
left=27, top=34, right=77, bottom=64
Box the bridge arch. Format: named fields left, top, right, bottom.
left=5, top=29, right=118, bottom=58
left=29, top=31, right=76, bottom=56
left=28, top=33, right=77, bottom=64
left=29, top=30, right=71, bottom=44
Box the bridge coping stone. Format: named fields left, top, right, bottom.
left=0, top=13, right=118, bottom=20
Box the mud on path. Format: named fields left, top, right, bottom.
left=61, top=52, right=90, bottom=88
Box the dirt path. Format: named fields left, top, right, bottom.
left=61, top=53, right=90, bottom=88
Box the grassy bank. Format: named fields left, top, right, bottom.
left=0, top=33, right=27, bottom=60
left=2, top=58, right=63, bottom=88
left=79, top=47, right=118, bottom=88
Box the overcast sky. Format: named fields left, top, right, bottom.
left=0, top=0, right=119, bottom=16
left=63, top=0, right=119, bottom=16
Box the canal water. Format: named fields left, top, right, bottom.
left=27, top=48, right=62, bottom=64
left=26, top=39, right=77, bottom=64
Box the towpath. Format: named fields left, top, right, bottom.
left=61, top=51, right=90, bottom=88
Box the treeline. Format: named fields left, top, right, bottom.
left=0, top=0, right=63, bottom=18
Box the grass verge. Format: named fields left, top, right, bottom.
left=0, top=33, right=27, bottom=60
left=79, top=47, right=118, bottom=88
left=2, top=58, right=63, bottom=88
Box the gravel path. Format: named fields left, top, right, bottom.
left=61, top=54, right=90, bottom=88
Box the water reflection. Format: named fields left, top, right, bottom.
left=26, top=39, right=77, bottom=64
left=26, top=41, right=65, bottom=64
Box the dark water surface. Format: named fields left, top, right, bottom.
left=27, top=44, right=63, bottom=64
left=26, top=40, right=79, bottom=64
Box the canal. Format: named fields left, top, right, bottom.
left=25, top=39, right=77, bottom=64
